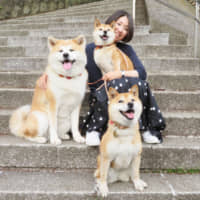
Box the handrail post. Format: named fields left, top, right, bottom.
left=194, top=0, right=200, bottom=57
left=132, top=0, right=136, bottom=25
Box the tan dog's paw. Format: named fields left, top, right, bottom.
left=95, top=181, right=109, bottom=197
left=74, top=135, right=85, bottom=143
left=133, top=179, right=148, bottom=191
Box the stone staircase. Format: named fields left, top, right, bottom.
left=0, top=0, right=200, bottom=199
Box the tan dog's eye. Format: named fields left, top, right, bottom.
left=131, top=99, right=135, bottom=102
left=59, top=50, right=63, bottom=53
left=118, top=100, right=124, bottom=103
left=99, top=28, right=103, bottom=31
left=69, top=49, right=74, bottom=52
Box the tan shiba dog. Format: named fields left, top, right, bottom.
left=9, top=35, right=88, bottom=145
left=94, top=85, right=147, bottom=197
left=93, top=18, right=134, bottom=75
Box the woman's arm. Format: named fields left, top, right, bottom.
left=37, top=73, right=48, bottom=89
left=117, top=43, right=147, bottom=80
left=102, top=70, right=138, bottom=81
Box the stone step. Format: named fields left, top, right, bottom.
left=0, top=88, right=199, bottom=111
left=0, top=57, right=199, bottom=72
left=0, top=25, right=150, bottom=37
left=0, top=109, right=199, bottom=137
left=0, top=135, right=199, bottom=170
left=0, top=168, right=199, bottom=200
left=0, top=34, right=169, bottom=48
left=4, top=44, right=196, bottom=59
left=148, top=72, right=200, bottom=91
left=0, top=71, right=199, bottom=91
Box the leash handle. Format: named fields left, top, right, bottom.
left=87, top=78, right=103, bottom=85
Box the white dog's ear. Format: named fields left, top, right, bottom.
left=108, top=87, right=119, bottom=100
left=130, top=84, right=139, bottom=97
left=48, top=36, right=58, bottom=50
left=110, top=20, right=116, bottom=28
left=73, top=35, right=86, bottom=48
left=94, top=17, right=101, bottom=27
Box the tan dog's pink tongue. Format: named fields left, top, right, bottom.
left=63, top=62, right=72, bottom=70
left=126, top=112, right=134, bottom=119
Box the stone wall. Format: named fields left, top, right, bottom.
left=0, top=0, right=102, bottom=20
left=145, top=0, right=200, bottom=57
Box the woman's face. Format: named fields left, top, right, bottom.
left=114, top=16, right=129, bottom=42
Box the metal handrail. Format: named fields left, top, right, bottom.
left=194, top=0, right=200, bottom=57
left=133, top=0, right=200, bottom=57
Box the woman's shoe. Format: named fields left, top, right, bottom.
left=86, top=131, right=101, bottom=146
left=142, top=130, right=162, bottom=144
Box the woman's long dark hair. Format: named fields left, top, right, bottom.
left=105, top=10, right=134, bottom=43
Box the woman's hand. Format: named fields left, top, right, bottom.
left=102, top=71, right=122, bottom=81
left=102, top=70, right=139, bottom=81
left=38, top=73, right=48, bottom=89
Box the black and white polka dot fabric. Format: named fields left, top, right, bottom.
left=81, top=77, right=166, bottom=138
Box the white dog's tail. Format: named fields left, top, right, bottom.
left=9, top=105, right=31, bottom=137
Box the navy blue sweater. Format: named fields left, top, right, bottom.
left=86, top=42, right=147, bottom=91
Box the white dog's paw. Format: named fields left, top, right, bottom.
left=35, top=137, right=47, bottom=144
left=73, top=135, right=85, bottom=143
left=95, top=181, right=109, bottom=197
left=50, top=137, right=62, bottom=145
left=27, top=136, right=47, bottom=144
left=133, top=179, right=148, bottom=191
left=60, top=133, right=70, bottom=140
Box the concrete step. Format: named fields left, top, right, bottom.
left=0, top=25, right=150, bottom=37
left=0, top=34, right=169, bottom=48
left=148, top=72, right=200, bottom=91
left=0, top=71, right=199, bottom=91
left=5, top=44, right=197, bottom=59
left=0, top=169, right=199, bottom=200
left=0, top=135, right=199, bottom=170
left=0, top=88, right=199, bottom=111
left=0, top=109, right=199, bottom=137
left=0, top=57, right=199, bottom=72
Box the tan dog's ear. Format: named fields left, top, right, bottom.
left=108, top=87, right=119, bottom=100
left=130, top=84, right=139, bottom=97
left=110, top=20, right=116, bottom=29
left=73, top=35, right=86, bottom=48
left=94, top=17, right=101, bottom=27
left=48, top=36, right=58, bottom=50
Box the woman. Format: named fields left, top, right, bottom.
left=81, top=10, right=166, bottom=146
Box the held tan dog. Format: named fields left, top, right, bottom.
left=94, top=85, right=147, bottom=197
left=9, top=35, right=88, bottom=145
left=93, top=18, right=134, bottom=75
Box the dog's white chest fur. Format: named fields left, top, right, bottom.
left=107, top=134, right=141, bottom=169
left=94, top=48, right=114, bottom=74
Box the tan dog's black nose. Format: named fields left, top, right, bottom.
left=63, top=53, right=69, bottom=58
left=128, top=102, right=133, bottom=109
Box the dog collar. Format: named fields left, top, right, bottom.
left=59, top=73, right=82, bottom=79
left=109, top=120, right=129, bottom=130
left=95, top=43, right=114, bottom=50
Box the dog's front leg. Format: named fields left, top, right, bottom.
left=71, top=105, right=85, bottom=143
left=96, top=156, right=110, bottom=197
left=49, top=106, right=61, bottom=145
left=131, top=153, right=147, bottom=191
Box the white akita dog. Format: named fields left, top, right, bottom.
left=9, top=35, right=88, bottom=145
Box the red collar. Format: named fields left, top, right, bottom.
left=59, top=73, right=82, bottom=79
left=109, top=120, right=129, bottom=130
left=95, top=43, right=114, bottom=50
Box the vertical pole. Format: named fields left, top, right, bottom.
left=194, top=0, right=200, bottom=57
left=132, top=0, right=136, bottom=24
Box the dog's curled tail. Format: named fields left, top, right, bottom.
left=9, top=105, right=31, bottom=138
